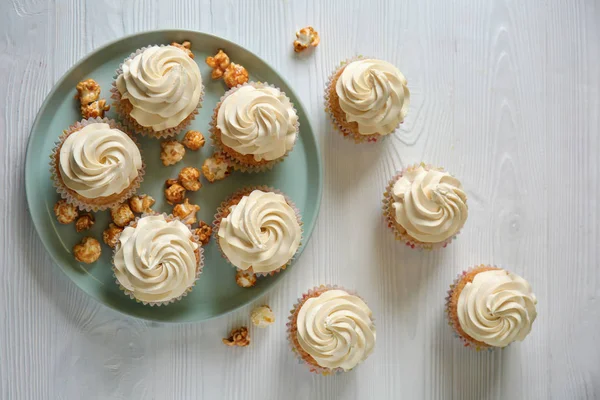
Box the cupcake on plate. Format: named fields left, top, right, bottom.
left=50, top=118, right=144, bottom=212
left=287, top=285, right=376, bottom=375
left=213, top=187, right=302, bottom=276
left=325, top=57, right=410, bottom=143
left=113, top=214, right=203, bottom=306
left=445, top=265, right=538, bottom=351
left=210, top=82, right=299, bottom=172
left=382, top=163, right=468, bottom=250
left=112, top=44, right=204, bottom=138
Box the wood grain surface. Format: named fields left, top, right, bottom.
left=1, top=0, right=599, bottom=399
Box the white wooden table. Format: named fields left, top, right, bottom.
left=2, top=0, right=599, bottom=398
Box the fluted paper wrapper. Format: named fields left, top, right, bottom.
left=110, top=44, right=205, bottom=139
left=50, top=117, right=145, bottom=212
left=112, top=213, right=204, bottom=307
left=209, top=82, right=299, bottom=173
left=382, top=163, right=460, bottom=250
left=212, top=186, right=303, bottom=277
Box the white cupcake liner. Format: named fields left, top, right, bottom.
left=209, top=82, right=299, bottom=173
left=445, top=265, right=503, bottom=352
left=111, top=212, right=205, bottom=307
left=49, top=117, right=145, bottom=212
left=212, top=185, right=303, bottom=277
left=110, top=44, right=205, bottom=139
left=382, top=163, right=461, bottom=250
left=324, top=55, right=404, bottom=144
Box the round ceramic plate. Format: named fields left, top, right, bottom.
left=25, top=30, right=322, bottom=323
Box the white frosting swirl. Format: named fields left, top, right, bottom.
left=296, top=289, right=376, bottom=371
left=392, top=166, right=468, bottom=243
left=59, top=123, right=142, bottom=198
left=458, top=269, right=537, bottom=347
left=116, top=45, right=203, bottom=131
left=336, top=59, right=409, bottom=135
left=216, top=85, right=298, bottom=161
left=217, top=190, right=301, bottom=273
left=113, top=215, right=199, bottom=303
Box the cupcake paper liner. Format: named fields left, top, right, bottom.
left=110, top=44, right=205, bottom=139
left=286, top=285, right=374, bottom=376
left=209, top=82, right=299, bottom=173
left=325, top=55, right=394, bottom=144
left=444, top=265, right=502, bottom=351
left=212, top=186, right=303, bottom=277
left=382, top=163, right=460, bottom=250
left=49, top=117, right=145, bottom=212
left=112, top=213, right=205, bottom=307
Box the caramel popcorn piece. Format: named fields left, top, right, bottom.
left=251, top=305, right=275, bottom=328
left=102, top=223, right=123, bottom=249
left=223, top=63, right=249, bottom=88
left=54, top=199, right=79, bottom=224
left=202, top=153, right=232, bottom=183
left=172, top=198, right=200, bottom=225
left=160, top=140, right=186, bottom=166
left=73, top=237, right=101, bottom=264
left=75, top=79, right=101, bottom=105
left=165, top=180, right=186, bottom=205
left=129, top=194, right=155, bottom=214
left=182, top=130, right=205, bottom=151
left=235, top=269, right=257, bottom=288
left=110, top=203, right=135, bottom=227
left=222, top=327, right=250, bottom=347
left=193, top=221, right=212, bottom=246
left=75, top=213, right=95, bottom=232
left=81, top=99, right=110, bottom=119
left=171, top=41, right=194, bottom=59
left=205, top=49, right=231, bottom=80
left=178, top=166, right=202, bottom=192
left=294, top=26, right=320, bottom=52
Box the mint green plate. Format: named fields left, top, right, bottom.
left=25, top=30, right=322, bottom=323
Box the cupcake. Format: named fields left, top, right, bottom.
left=210, top=82, right=299, bottom=172
left=382, top=164, right=468, bottom=249
left=113, top=214, right=203, bottom=306
left=325, top=57, right=410, bottom=143
left=287, top=285, right=376, bottom=375
left=112, top=44, right=204, bottom=138
left=446, top=265, right=538, bottom=350
left=213, top=187, right=302, bottom=276
left=50, top=118, right=144, bottom=212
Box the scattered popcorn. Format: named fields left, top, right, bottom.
left=294, top=26, right=320, bottom=52
left=223, top=63, right=249, bottom=88
left=160, top=140, right=186, bottom=166
left=73, top=237, right=101, bottom=264
left=235, top=269, right=257, bottom=288
left=251, top=305, right=275, bottom=328
left=172, top=198, right=200, bottom=225
left=205, top=49, right=231, bottom=80
left=110, top=203, right=135, bottom=227
left=81, top=99, right=110, bottom=119
left=202, top=153, right=232, bottom=183
left=102, top=223, right=123, bottom=249
left=222, top=326, right=250, bottom=347
left=182, top=130, right=205, bottom=151
left=178, top=166, right=202, bottom=192
left=171, top=41, right=194, bottom=58
left=54, top=199, right=79, bottom=224
left=75, top=213, right=95, bottom=232
left=75, top=79, right=101, bottom=105
left=193, top=221, right=212, bottom=246
left=129, top=194, right=155, bottom=214
left=165, top=179, right=186, bottom=205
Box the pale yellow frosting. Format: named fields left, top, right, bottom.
left=392, top=166, right=467, bottom=243
left=113, top=215, right=198, bottom=303
left=297, top=289, right=376, bottom=371
left=458, top=270, right=537, bottom=347
left=336, top=59, right=409, bottom=135
left=116, top=45, right=203, bottom=131
left=217, top=190, right=301, bottom=273
left=216, top=85, right=298, bottom=161
left=59, top=123, right=142, bottom=198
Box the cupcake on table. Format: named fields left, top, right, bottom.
left=382, top=163, right=468, bottom=250
left=446, top=265, right=538, bottom=351
left=325, top=57, right=410, bottom=143
left=210, top=82, right=299, bottom=172
left=112, top=42, right=204, bottom=138
left=287, top=285, right=376, bottom=375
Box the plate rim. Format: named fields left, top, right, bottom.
left=25, top=29, right=323, bottom=323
